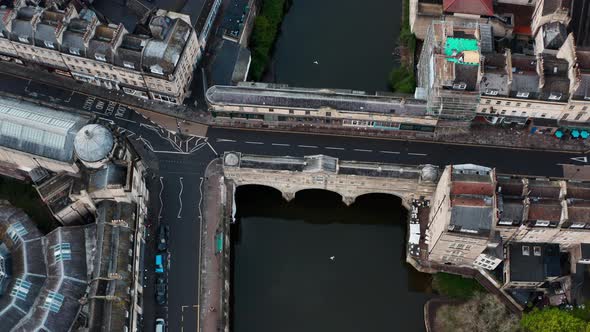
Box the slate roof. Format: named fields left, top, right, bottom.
left=85, top=201, right=135, bottom=332
left=450, top=205, right=493, bottom=235
left=0, top=96, right=90, bottom=162
left=206, top=85, right=428, bottom=115
left=143, top=15, right=192, bottom=76
left=509, top=242, right=561, bottom=282
left=443, top=0, right=493, bottom=16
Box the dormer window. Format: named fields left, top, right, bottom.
left=548, top=92, right=562, bottom=101
left=123, top=61, right=135, bottom=69
left=453, top=83, right=467, bottom=90
left=533, top=246, right=541, bottom=256
left=18, top=36, right=28, bottom=43
left=485, top=89, right=499, bottom=96
left=44, top=41, right=54, bottom=49
left=95, top=53, right=106, bottom=62
left=522, top=245, right=530, bottom=256
left=516, top=92, right=530, bottom=98
left=69, top=48, right=80, bottom=55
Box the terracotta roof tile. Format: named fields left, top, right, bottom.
left=443, top=0, right=494, bottom=16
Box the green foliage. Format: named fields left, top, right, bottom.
left=436, top=292, right=520, bottom=332
left=248, top=0, right=289, bottom=81
left=400, top=0, right=416, bottom=52
left=389, top=66, right=415, bottom=94
left=432, top=273, right=485, bottom=300
left=521, top=307, right=589, bottom=332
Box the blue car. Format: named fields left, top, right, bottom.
left=155, top=254, right=165, bottom=273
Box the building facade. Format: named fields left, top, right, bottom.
left=0, top=1, right=200, bottom=105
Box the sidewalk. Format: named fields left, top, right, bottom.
left=199, top=159, right=230, bottom=332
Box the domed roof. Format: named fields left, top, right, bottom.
left=421, top=165, right=439, bottom=182
left=74, top=124, right=114, bottom=162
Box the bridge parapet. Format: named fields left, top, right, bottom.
left=222, top=152, right=440, bottom=208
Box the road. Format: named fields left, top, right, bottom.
left=1, top=67, right=588, bottom=332
left=206, top=127, right=586, bottom=177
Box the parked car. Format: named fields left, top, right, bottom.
left=155, top=318, right=166, bottom=332
left=155, top=277, right=166, bottom=305
left=155, top=254, right=165, bottom=274
left=157, top=224, right=169, bottom=251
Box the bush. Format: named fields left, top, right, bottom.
left=436, top=292, right=520, bottom=332
left=389, top=66, right=415, bottom=94
left=432, top=273, right=486, bottom=300
left=521, top=307, right=589, bottom=332
left=248, top=0, right=289, bottom=81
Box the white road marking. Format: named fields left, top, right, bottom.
left=571, top=156, right=588, bottom=163
left=325, top=147, right=345, bottom=150
left=271, top=143, right=290, bottom=146
left=158, top=177, right=164, bottom=221
left=245, top=141, right=264, bottom=145
left=198, top=177, right=204, bottom=224
left=354, top=149, right=372, bottom=152
left=216, top=138, right=236, bottom=143
left=380, top=150, right=400, bottom=154
left=207, top=142, right=218, bottom=156
left=408, top=152, right=428, bottom=156
left=177, top=177, right=184, bottom=219
left=298, top=145, right=318, bottom=148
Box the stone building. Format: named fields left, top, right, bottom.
left=0, top=1, right=200, bottom=105
left=426, top=164, right=504, bottom=270
left=206, top=83, right=439, bottom=135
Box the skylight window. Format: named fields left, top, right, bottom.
left=95, top=53, right=106, bottom=62
left=10, top=278, right=32, bottom=300
left=42, top=291, right=65, bottom=313
left=53, top=243, right=72, bottom=262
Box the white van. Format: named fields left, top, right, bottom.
left=155, top=318, right=165, bottom=332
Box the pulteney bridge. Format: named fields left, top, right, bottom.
left=222, top=152, right=440, bottom=209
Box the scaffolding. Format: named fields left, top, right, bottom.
left=417, top=21, right=482, bottom=127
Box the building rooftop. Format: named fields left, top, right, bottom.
left=0, top=96, right=90, bottom=163
left=497, top=177, right=524, bottom=197
left=527, top=200, right=563, bottom=222
left=571, top=0, right=590, bottom=48
left=443, top=0, right=493, bottom=16
left=449, top=205, right=493, bottom=235
left=509, top=242, right=561, bottom=282
left=207, top=85, right=429, bottom=116
left=529, top=179, right=562, bottom=198
left=541, top=55, right=570, bottom=101
left=542, top=0, right=573, bottom=16
left=481, top=53, right=510, bottom=96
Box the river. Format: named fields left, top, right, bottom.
left=231, top=186, right=433, bottom=332
left=264, top=0, right=403, bottom=92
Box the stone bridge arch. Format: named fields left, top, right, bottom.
left=222, top=152, right=440, bottom=211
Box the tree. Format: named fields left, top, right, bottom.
left=521, top=307, right=589, bottom=332
left=436, top=292, right=520, bottom=332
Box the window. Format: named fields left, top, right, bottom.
left=506, top=102, right=511, bottom=106
left=481, top=108, right=487, bottom=113
left=533, top=246, right=542, bottom=256
left=521, top=112, right=527, bottom=117
left=485, top=89, right=499, bottom=96
left=548, top=93, right=562, bottom=101
left=7, top=222, right=28, bottom=242
left=541, top=113, right=547, bottom=117
left=305, top=110, right=310, bottom=115
left=569, top=105, right=575, bottom=110
left=496, top=101, right=501, bottom=105
left=452, top=83, right=467, bottom=90
left=526, top=103, right=532, bottom=107
left=10, top=278, right=31, bottom=300
left=268, top=108, right=274, bottom=112
left=18, top=36, right=28, bottom=43
left=70, top=48, right=80, bottom=55
left=522, top=245, right=530, bottom=256
left=485, top=99, right=491, bottom=104
left=42, top=291, right=65, bottom=313
left=95, top=53, right=106, bottom=62
left=584, top=106, right=588, bottom=111
left=516, top=103, right=521, bottom=107
left=575, top=112, right=586, bottom=121
left=517, top=92, right=530, bottom=98
left=123, top=61, right=135, bottom=69
left=289, top=110, right=294, bottom=114
left=150, top=66, right=163, bottom=75
left=562, top=113, right=569, bottom=120
left=326, top=112, right=331, bottom=117
left=53, top=243, right=72, bottom=262
left=501, top=110, right=507, bottom=115
left=44, top=40, right=54, bottom=49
